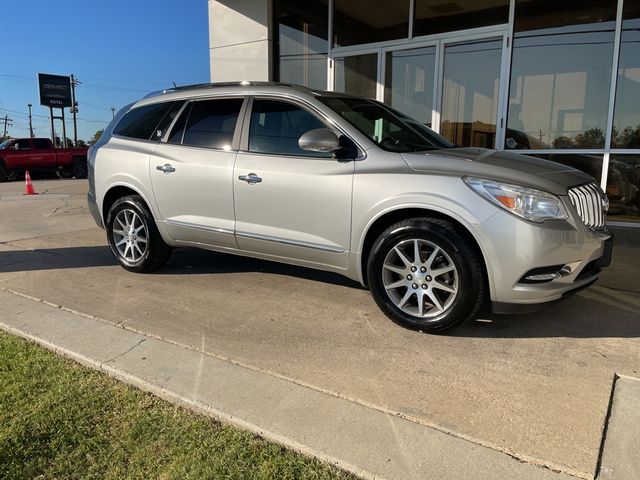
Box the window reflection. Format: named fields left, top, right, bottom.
left=334, top=54, right=378, bottom=99
left=384, top=47, right=436, bottom=127
left=441, top=39, right=502, bottom=148
left=333, top=0, right=409, bottom=47
left=612, top=4, right=640, bottom=149
left=413, top=0, right=509, bottom=38
left=274, top=0, right=328, bottom=90
left=507, top=1, right=616, bottom=150
left=607, top=155, right=640, bottom=221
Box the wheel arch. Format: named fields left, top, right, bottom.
left=358, top=207, right=491, bottom=301
left=102, top=185, right=151, bottom=225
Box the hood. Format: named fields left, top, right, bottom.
left=401, top=148, right=594, bottom=195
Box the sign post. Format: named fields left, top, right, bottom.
left=38, top=73, right=72, bottom=148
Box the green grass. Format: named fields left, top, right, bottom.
left=0, top=331, right=355, bottom=480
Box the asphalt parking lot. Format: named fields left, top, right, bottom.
left=1, top=178, right=639, bottom=479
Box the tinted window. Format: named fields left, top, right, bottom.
left=150, top=101, right=184, bottom=141
left=181, top=99, right=243, bottom=149
left=16, top=139, right=31, bottom=150
left=114, top=101, right=181, bottom=140
left=33, top=139, right=50, bottom=150
left=168, top=103, right=191, bottom=145
left=249, top=100, right=329, bottom=157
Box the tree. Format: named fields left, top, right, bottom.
left=88, top=129, right=104, bottom=146
left=76, top=139, right=87, bottom=147
left=65, top=137, right=74, bottom=147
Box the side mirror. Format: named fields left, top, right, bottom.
left=299, top=128, right=341, bottom=153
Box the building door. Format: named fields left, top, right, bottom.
left=334, top=33, right=508, bottom=149
left=438, top=37, right=504, bottom=148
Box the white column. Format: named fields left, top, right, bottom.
left=208, top=0, right=272, bottom=82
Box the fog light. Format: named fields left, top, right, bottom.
left=524, top=272, right=561, bottom=282
left=520, top=262, right=581, bottom=284
left=520, top=264, right=564, bottom=284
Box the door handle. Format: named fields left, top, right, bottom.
left=156, top=164, right=176, bottom=174
left=238, top=173, right=262, bottom=184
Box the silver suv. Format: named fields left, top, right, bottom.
left=88, top=82, right=612, bottom=332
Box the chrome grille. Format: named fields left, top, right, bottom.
left=568, top=183, right=607, bottom=229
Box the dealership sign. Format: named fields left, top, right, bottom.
left=38, top=73, right=72, bottom=108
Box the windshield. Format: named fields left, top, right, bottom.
left=0, top=140, right=11, bottom=150
left=317, top=96, right=455, bottom=152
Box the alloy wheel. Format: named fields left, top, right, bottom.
left=112, top=209, right=148, bottom=264
left=381, top=238, right=458, bottom=319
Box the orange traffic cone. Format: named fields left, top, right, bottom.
left=23, top=170, right=37, bottom=195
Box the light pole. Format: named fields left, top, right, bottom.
left=28, top=104, right=34, bottom=138
left=70, top=74, right=80, bottom=146
left=111, top=107, right=116, bottom=119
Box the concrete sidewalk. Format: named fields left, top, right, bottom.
left=1, top=287, right=573, bottom=480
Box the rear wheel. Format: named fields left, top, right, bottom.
left=106, top=195, right=171, bottom=273
left=72, top=158, right=87, bottom=179
left=367, top=218, right=485, bottom=333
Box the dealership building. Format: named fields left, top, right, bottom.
left=208, top=0, right=640, bottom=224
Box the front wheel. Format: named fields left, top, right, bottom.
left=106, top=195, right=171, bottom=273
left=367, top=218, right=485, bottom=333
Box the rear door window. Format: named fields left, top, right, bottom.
left=176, top=98, right=244, bottom=149
left=114, top=101, right=183, bottom=141
left=33, top=139, right=50, bottom=150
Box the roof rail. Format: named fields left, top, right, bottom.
left=143, top=81, right=313, bottom=99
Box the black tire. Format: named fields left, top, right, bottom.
left=0, top=163, right=11, bottom=182
left=72, top=158, right=87, bottom=179
left=58, top=168, right=73, bottom=179
left=106, top=195, right=171, bottom=273
left=367, top=218, right=485, bottom=333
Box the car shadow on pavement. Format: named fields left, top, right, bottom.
left=0, top=245, right=362, bottom=289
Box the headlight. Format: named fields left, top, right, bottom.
left=464, top=177, right=568, bottom=223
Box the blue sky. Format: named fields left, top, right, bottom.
left=0, top=0, right=209, bottom=141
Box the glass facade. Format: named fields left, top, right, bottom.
left=384, top=47, right=436, bottom=127
left=333, top=0, right=410, bottom=47
left=269, top=0, right=640, bottom=223
left=413, top=0, right=509, bottom=37
left=612, top=3, right=640, bottom=148
left=607, top=155, right=640, bottom=221
left=441, top=39, right=502, bottom=148
left=274, top=0, right=328, bottom=89
left=334, top=53, right=377, bottom=98
left=506, top=1, right=617, bottom=150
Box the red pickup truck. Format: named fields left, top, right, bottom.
left=0, top=137, right=88, bottom=182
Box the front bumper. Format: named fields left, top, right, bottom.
left=477, top=208, right=612, bottom=307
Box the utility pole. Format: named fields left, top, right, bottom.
left=2, top=115, right=13, bottom=138
left=28, top=104, right=34, bottom=138
left=111, top=107, right=116, bottom=119
left=70, top=74, right=80, bottom=146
